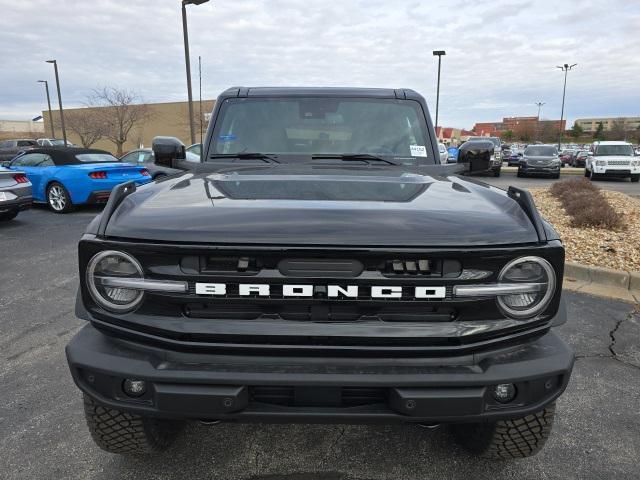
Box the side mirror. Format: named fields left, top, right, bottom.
left=152, top=136, right=186, bottom=168
left=1, top=160, right=10, bottom=168
left=458, top=141, right=494, bottom=175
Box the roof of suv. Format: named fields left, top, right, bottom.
left=593, top=141, right=631, bottom=145
left=220, top=86, right=419, bottom=98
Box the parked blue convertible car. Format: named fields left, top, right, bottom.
left=6, top=147, right=152, bottom=213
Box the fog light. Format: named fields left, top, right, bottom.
left=492, top=383, right=517, bottom=403
left=123, top=379, right=146, bottom=397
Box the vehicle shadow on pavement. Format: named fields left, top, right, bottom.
left=102, top=422, right=511, bottom=480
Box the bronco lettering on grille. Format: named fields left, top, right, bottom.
left=195, top=283, right=446, bottom=299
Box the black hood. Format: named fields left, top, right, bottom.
left=105, top=165, right=539, bottom=247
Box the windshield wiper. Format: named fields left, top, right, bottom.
left=208, top=153, right=280, bottom=163
left=311, top=153, right=399, bottom=165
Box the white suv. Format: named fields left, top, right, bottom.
left=585, top=141, right=639, bottom=182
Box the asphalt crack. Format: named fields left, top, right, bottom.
left=576, top=306, right=640, bottom=371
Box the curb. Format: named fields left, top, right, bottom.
left=563, top=261, right=640, bottom=303
left=502, top=166, right=584, bottom=175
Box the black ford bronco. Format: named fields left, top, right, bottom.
left=66, top=87, right=574, bottom=459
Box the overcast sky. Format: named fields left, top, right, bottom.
left=1, top=0, right=639, bottom=129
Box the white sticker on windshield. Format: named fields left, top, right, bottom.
left=410, top=145, right=427, bottom=157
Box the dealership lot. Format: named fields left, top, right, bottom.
left=486, top=171, right=640, bottom=197
left=1, top=206, right=639, bottom=480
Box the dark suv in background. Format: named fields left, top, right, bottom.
left=0, top=139, right=38, bottom=162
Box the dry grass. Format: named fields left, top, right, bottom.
left=530, top=185, right=640, bottom=272
left=549, top=178, right=625, bottom=230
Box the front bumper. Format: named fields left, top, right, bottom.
left=591, top=165, right=637, bottom=177
left=520, top=164, right=560, bottom=176
left=66, top=324, right=574, bottom=424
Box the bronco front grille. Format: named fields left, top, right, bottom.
left=80, top=240, right=565, bottom=356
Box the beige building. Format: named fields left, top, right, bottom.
left=0, top=119, right=44, bottom=139
left=574, top=116, right=640, bottom=133
left=43, top=100, right=215, bottom=155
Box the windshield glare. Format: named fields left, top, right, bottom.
left=596, top=145, right=633, bottom=156
left=524, top=146, right=557, bottom=156
left=211, top=97, right=434, bottom=165
left=75, top=153, right=119, bottom=163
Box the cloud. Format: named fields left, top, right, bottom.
left=0, top=0, right=638, bottom=129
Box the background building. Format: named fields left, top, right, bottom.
left=472, top=116, right=565, bottom=141
left=0, top=119, right=44, bottom=140
left=574, top=117, right=640, bottom=133
left=43, top=100, right=215, bottom=154
left=435, top=127, right=476, bottom=145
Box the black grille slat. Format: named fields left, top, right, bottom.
left=250, top=386, right=388, bottom=407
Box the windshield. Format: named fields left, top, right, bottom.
left=211, top=97, right=434, bottom=165
left=468, top=137, right=500, bottom=148
left=595, top=145, right=633, bottom=156
left=524, top=146, right=557, bottom=156
left=75, top=153, right=119, bottom=163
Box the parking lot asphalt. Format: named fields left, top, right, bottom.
left=485, top=170, right=640, bottom=197
left=1, top=205, right=639, bottom=480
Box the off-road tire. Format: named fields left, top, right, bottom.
left=589, top=169, right=598, bottom=181
left=83, top=394, right=183, bottom=455
left=493, top=169, right=501, bottom=177
left=451, top=403, right=555, bottom=459
left=0, top=211, right=18, bottom=221
left=584, top=168, right=589, bottom=177
left=516, top=169, right=523, bottom=178
left=631, top=174, right=639, bottom=183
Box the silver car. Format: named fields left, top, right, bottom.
left=0, top=167, right=32, bottom=221
left=120, top=146, right=201, bottom=179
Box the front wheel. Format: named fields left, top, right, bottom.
left=493, top=169, right=501, bottom=177
left=517, top=168, right=524, bottom=178
left=451, top=403, right=556, bottom=459
left=589, top=169, right=598, bottom=181
left=47, top=182, right=74, bottom=213
left=631, top=174, right=639, bottom=183
left=83, top=394, right=183, bottom=455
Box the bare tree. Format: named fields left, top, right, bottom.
left=62, top=109, right=105, bottom=147
left=89, top=87, right=151, bottom=156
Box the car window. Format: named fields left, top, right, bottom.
left=75, top=153, right=119, bottom=163
left=12, top=153, right=43, bottom=166
left=595, top=145, right=633, bottom=156
left=17, top=140, right=37, bottom=147
left=37, top=155, right=55, bottom=167
left=187, top=144, right=201, bottom=156
left=524, top=146, right=557, bottom=156
left=137, top=152, right=153, bottom=163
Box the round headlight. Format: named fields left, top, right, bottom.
left=86, top=250, right=144, bottom=313
left=497, top=256, right=556, bottom=319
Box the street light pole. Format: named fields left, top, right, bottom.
left=432, top=50, right=446, bottom=135
left=556, top=63, right=577, bottom=149
left=181, top=0, right=210, bottom=146
left=46, top=60, right=67, bottom=144
left=535, top=101, right=545, bottom=141
left=38, top=80, right=55, bottom=137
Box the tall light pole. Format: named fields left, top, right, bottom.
left=182, top=0, right=209, bottom=146
left=38, top=80, right=55, bottom=138
left=433, top=50, right=446, bottom=135
left=535, top=101, right=545, bottom=141
left=556, top=63, right=577, bottom=149
left=198, top=55, right=203, bottom=147
left=45, top=60, right=67, bottom=144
